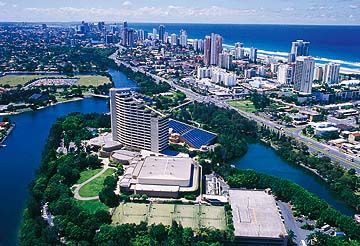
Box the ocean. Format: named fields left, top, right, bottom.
left=131, top=23, right=360, bottom=73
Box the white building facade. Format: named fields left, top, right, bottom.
left=110, top=88, right=169, bottom=153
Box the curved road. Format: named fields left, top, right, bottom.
left=73, top=159, right=115, bottom=201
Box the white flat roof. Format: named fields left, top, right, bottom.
left=136, top=156, right=193, bottom=182
left=229, top=189, right=287, bottom=239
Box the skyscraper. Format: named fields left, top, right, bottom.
left=323, top=63, right=340, bottom=84
left=158, top=25, right=165, bottom=43
left=249, top=48, right=257, bottom=63
left=203, top=36, right=211, bottom=66
left=137, top=29, right=145, bottom=41
left=218, top=51, right=232, bottom=70
left=210, top=33, right=222, bottom=65
left=192, top=39, right=199, bottom=51
left=290, top=40, right=310, bottom=61
left=314, top=66, right=324, bottom=81
left=179, top=30, right=188, bottom=47
left=152, top=28, right=158, bottom=39
left=127, top=29, right=135, bottom=47
left=170, top=33, right=177, bottom=46
left=277, top=64, right=294, bottom=84
left=235, top=45, right=245, bottom=60
left=293, top=56, right=315, bottom=94
left=121, top=22, right=128, bottom=46
left=110, top=88, right=169, bottom=153
left=197, top=39, right=204, bottom=52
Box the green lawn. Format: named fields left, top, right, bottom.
left=78, top=168, right=115, bottom=197
left=76, top=200, right=109, bottom=214
left=77, top=76, right=111, bottom=86
left=77, top=168, right=102, bottom=184
left=229, top=100, right=257, bottom=113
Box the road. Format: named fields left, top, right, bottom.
left=278, top=201, right=312, bottom=245
left=73, top=158, right=114, bottom=201
left=111, top=53, right=360, bottom=174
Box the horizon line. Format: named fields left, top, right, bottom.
left=0, top=21, right=360, bottom=26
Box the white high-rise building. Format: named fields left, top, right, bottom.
left=293, top=56, right=315, bottom=94
left=197, top=67, right=212, bottom=79
left=224, top=73, right=237, bottom=87
left=192, top=39, right=199, bottom=51
left=249, top=48, right=257, bottom=63
left=170, top=33, right=177, bottom=46
left=110, top=88, right=169, bottom=152
left=209, top=67, right=237, bottom=87
left=235, top=47, right=245, bottom=59
left=290, top=40, right=310, bottom=61
left=137, top=29, right=145, bottom=41
left=314, top=66, right=324, bottom=81
left=277, top=64, right=294, bottom=84
left=152, top=28, right=158, bottom=39
left=197, top=39, right=204, bottom=52
left=323, top=63, right=340, bottom=85
left=179, top=30, right=188, bottom=47
left=218, top=51, right=232, bottom=70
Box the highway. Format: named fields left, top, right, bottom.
left=111, top=53, right=360, bottom=174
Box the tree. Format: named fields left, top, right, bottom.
left=149, top=224, right=168, bottom=243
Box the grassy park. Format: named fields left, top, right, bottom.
left=0, top=75, right=51, bottom=87
left=0, top=75, right=111, bottom=87
left=76, top=75, right=111, bottom=86
left=228, top=100, right=257, bottom=113
left=76, top=200, right=109, bottom=214
left=76, top=168, right=103, bottom=184
left=112, top=203, right=227, bottom=230
left=78, top=168, right=115, bottom=197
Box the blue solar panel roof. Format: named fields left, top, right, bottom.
left=169, top=119, right=217, bottom=149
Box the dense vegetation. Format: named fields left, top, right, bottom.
left=20, top=113, right=233, bottom=245
left=261, top=126, right=360, bottom=212
left=20, top=113, right=111, bottom=245
left=118, top=64, right=171, bottom=95
left=226, top=169, right=360, bottom=244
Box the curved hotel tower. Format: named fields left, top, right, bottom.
left=110, top=88, right=169, bottom=153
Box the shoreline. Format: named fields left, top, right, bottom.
left=0, top=124, right=15, bottom=145
left=260, top=138, right=328, bottom=182
left=0, top=95, right=108, bottom=117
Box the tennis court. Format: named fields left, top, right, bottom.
left=112, top=203, right=226, bottom=230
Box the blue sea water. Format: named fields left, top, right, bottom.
left=131, top=23, right=360, bottom=71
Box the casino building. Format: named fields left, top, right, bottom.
left=110, top=88, right=169, bottom=153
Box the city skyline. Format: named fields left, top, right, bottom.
left=0, top=0, right=360, bottom=25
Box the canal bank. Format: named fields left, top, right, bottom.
left=234, top=142, right=355, bottom=216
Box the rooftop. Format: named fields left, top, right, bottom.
left=135, top=156, right=193, bottom=183
left=229, top=189, right=287, bottom=239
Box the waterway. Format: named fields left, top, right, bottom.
left=0, top=69, right=354, bottom=245
left=234, top=143, right=355, bottom=216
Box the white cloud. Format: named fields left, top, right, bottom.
left=0, top=1, right=7, bottom=7
left=0, top=2, right=358, bottom=24
left=122, top=1, right=132, bottom=7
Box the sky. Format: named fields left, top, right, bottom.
left=0, top=0, right=359, bottom=25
